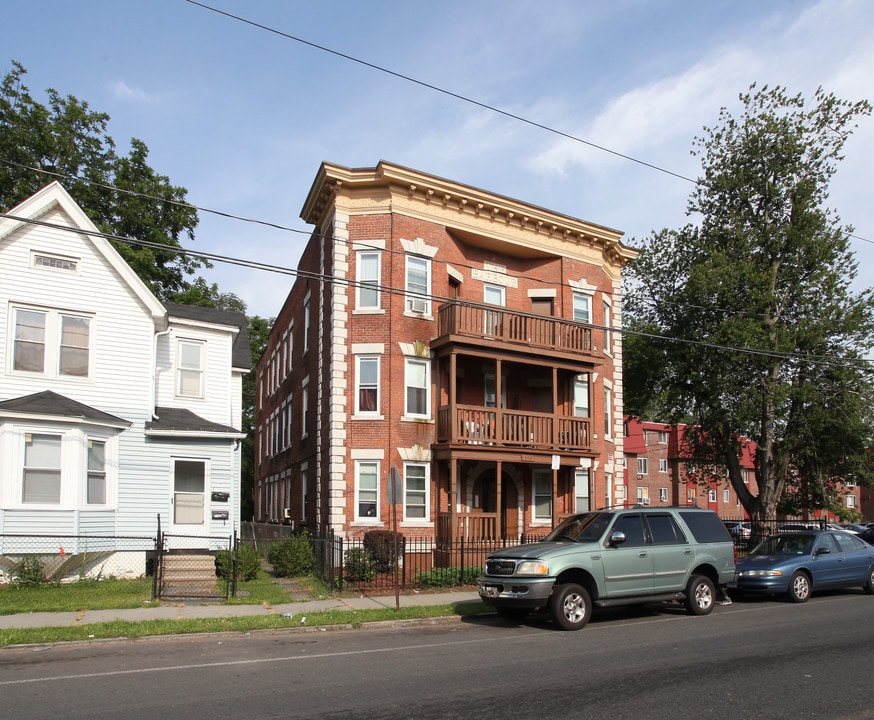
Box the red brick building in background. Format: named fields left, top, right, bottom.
left=622, top=418, right=863, bottom=521
left=254, top=161, right=639, bottom=541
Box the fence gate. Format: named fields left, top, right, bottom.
left=156, top=532, right=233, bottom=601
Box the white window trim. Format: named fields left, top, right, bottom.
left=532, top=469, right=552, bottom=524
left=8, top=425, right=118, bottom=510
left=402, top=356, right=431, bottom=421
left=354, top=459, right=381, bottom=524
left=176, top=338, right=205, bottom=399
left=400, top=462, right=431, bottom=525
left=9, top=304, right=93, bottom=380
left=404, top=255, right=432, bottom=317
left=355, top=247, right=384, bottom=313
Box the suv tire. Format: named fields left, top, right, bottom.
left=684, top=575, right=715, bottom=616
left=549, top=583, right=591, bottom=631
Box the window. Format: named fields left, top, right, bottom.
left=659, top=458, right=668, bottom=473
left=574, top=469, right=590, bottom=512
left=13, top=308, right=45, bottom=372
left=603, top=300, right=611, bottom=353
left=33, top=252, right=78, bottom=272
left=356, top=461, right=379, bottom=520
left=404, top=358, right=430, bottom=417
left=708, top=489, right=717, bottom=503
left=637, top=486, right=649, bottom=504
left=357, top=251, right=381, bottom=309
left=406, top=255, right=431, bottom=313
left=572, top=293, right=591, bottom=323
left=22, top=433, right=62, bottom=504
left=647, top=514, right=686, bottom=544
left=723, top=489, right=730, bottom=503
left=483, top=284, right=505, bottom=335
left=177, top=340, right=204, bottom=398
left=637, top=458, right=649, bottom=475
left=301, top=379, right=309, bottom=437
left=87, top=439, right=107, bottom=504
left=604, top=386, right=612, bottom=436
left=356, top=356, right=380, bottom=414
left=659, top=487, right=669, bottom=502
left=533, top=470, right=552, bottom=520
left=658, top=430, right=668, bottom=444
left=173, top=459, right=206, bottom=525
left=612, top=514, right=645, bottom=546
left=59, top=315, right=90, bottom=376
left=303, top=294, right=311, bottom=352
left=404, top=463, right=428, bottom=520
left=12, top=307, right=91, bottom=377
left=573, top=375, right=589, bottom=417
left=847, top=494, right=858, bottom=509
left=301, top=464, right=308, bottom=522
left=743, top=470, right=751, bottom=485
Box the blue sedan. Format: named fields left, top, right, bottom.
left=734, top=531, right=874, bottom=602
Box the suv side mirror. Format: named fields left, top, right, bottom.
left=609, top=531, right=627, bottom=546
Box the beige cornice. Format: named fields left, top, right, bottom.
left=300, top=160, right=639, bottom=269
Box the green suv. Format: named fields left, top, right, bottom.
left=477, top=507, right=736, bottom=630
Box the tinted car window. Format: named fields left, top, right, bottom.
left=816, top=533, right=840, bottom=553
left=834, top=532, right=865, bottom=552
left=611, top=514, right=646, bottom=547
left=679, top=511, right=732, bottom=543
left=647, top=514, right=687, bottom=545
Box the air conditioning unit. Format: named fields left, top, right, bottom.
left=637, top=473, right=645, bottom=480
left=409, top=297, right=429, bottom=314
left=639, top=497, right=651, bottom=505
left=283, top=507, right=293, bottom=519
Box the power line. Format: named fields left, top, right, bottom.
left=5, top=212, right=872, bottom=373
left=182, top=1, right=873, bottom=249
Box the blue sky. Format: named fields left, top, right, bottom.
left=6, top=0, right=873, bottom=317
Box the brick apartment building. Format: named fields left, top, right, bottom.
left=253, top=161, right=638, bottom=541
left=622, top=418, right=863, bottom=521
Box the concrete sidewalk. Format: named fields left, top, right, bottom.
left=0, top=590, right=483, bottom=630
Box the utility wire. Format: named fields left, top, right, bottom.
left=5, top=212, right=872, bottom=373
left=182, top=0, right=872, bottom=249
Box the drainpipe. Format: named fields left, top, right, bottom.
left=152, top=325, right=172, bottom=420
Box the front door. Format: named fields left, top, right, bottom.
left=170, top=459, right=207, bottom=536
left=599, top=514, right=654, bottom=597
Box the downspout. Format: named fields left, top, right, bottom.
left=152, top=323, right=172, bottom=421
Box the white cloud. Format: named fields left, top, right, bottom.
left=110, top=80, right=166, bottom=104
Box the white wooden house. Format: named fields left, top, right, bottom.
left=0, top=183, right=249, bottom=564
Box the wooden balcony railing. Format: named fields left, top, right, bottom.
left=435, top=302, right=597, bottom=358
left=437, top=404, right=592, bottom=452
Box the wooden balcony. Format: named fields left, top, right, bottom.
left=433, top=301, right=599, bottom=361
left=436, top=404, right=592, bottom=452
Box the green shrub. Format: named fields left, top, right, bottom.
left=344, top=548, right=376, bottom=582
left=215, top=543, right=261, bottom=582
left=363, top=529, right=405, bottom=572
left=413, top=565, right=480, bottom=588
left=267, top=534, right=315, bottom=578
left=11, top=556, right=46, bottom=587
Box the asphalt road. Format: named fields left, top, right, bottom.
left=1, top=592, right=872, bottom=720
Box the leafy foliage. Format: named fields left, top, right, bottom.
left=267, top=534, right=315, bottom=578
left=343, top=548, right=376, bottom=582
left=363, top=529, right=405, bottom=573
left=624, top=84, right=874, bottom=520
left=1, top=61, right=205, bottom=299
left=215, top=543, right=261, bottom=582
left=10, top=556, right=46, bottom=587
left=413, top=566, right=480, bottom=588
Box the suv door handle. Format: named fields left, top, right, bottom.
left=638, top=551, right=648, bottom=558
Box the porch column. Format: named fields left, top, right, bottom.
left=449, top=352, right=457, bottom=443
left=552, top=466, right=559, bottom=528
left=495, top=459, right=502, bottom=541
left=552, top=366, right=559, bottom=447
left=450, top=457, right=458, bottom=539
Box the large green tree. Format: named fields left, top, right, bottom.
left=0, top=61, right=206, bottom=298
left=624, top=84, right=874, bottom=522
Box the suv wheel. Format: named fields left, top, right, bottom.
left=548, top=582, right=591, bottom=631
left=684, top=575, right=715, bottom=615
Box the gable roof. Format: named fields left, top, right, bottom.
left=145, top=406, right=245, bottom=438
left=163, top=302, right=252, bottom=370
left=1, top=181, right=168, bottom=329
left=0, top=390, right=131, bottom=429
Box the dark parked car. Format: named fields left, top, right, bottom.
left=733, top=531, right=874, bottom=602
left=723, top=521, right=752, bottom=540
left=856, top=528, right=874, bottom=545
